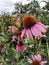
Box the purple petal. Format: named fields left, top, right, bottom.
left=34, top=22, right=47, bottom=33
left=16, top=44, right=26, bottom=52
left=21, top=29, right=26, bottom=39
left=32, top=55, right=35, bottom=60
left=12, top=35, right=17, bottom=40
left=36, top=54, right=41, bottom=61
left=31, top=26, right=42, bottom=39
left=28, top=58, right=32, bottom=63
left=16, top=45, right=21, bottom=52
left=18, top=36, right=21, bottom=44
left=33, top=55, right=38, bottom=60
left=27, top=29, right=33, bottom=40
left=21, top=45, right=26, bottom=52
left=26, top=30, right=30, bottom=39
left=26, top=29, right=33, bottom=40
left=40, top=61, right=47, bottom=65
left=37, top=22, right=47, bottom=30
left=32, top=54, right=41, bottom=61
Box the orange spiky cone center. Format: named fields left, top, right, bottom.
left=22, top=16, right=37, bottom=29
left=32, top=60, right=40, bottom=65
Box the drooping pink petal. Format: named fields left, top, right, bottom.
left=26, top=30, right=30, bottom=39
left=27, top=29, right=33, bottom=40
left=28, top=58, right=32, bottom=63
left=16, top=44, right=26, bottom=52
left=35, top=54, right=42, bottom=61
left=33, top=55, right=38, bottom=60
left=17, top=36, right=21, bottom=44
left=40, top=61, right=47, bottom=65
left=21, top=29, right=26, bottom=39
left=16, top=45, right=21, bottom=52
left=37, top=22, right=47, bottom=30
left=32, top=54, right=41, bottom=61
left=32, top=55, right=35, bottom=60
left=33, top=22, right=47, bottom=33
left=21, top=45, right=26, bottom=52
left=12, top=35, right=17, bottom=40
left=31, top=26, right=43, bottom=39
left=26, top=29, right=33, bottom=40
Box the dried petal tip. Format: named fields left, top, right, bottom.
left=22, top=16, right=37, bottom=29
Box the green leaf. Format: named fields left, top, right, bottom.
left=8, top=48, right=20, bottom=60
left=0, top=36, right=5, bottom=41
left=23, top=39, right=33, bottom=44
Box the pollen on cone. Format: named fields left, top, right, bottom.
left=22, top=16, right=37, bottom=29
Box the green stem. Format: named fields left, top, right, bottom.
left=0, top=56, right=7, bottom=65
left=46, top=42, right=49, bottom=60
left=33, top=38, right=37, bottom=54
left=37, top=39, right=41, bottom=54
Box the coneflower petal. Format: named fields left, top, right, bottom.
left=16, top=44, right=26, bottom=52
left=35, top=54, right=41, bottom=61
left=28, top=58, right=32, bottom=63
left=26, top=29, right=33, bottom=40
left=16, top=45, right=21, bottom=52
left=32, top=55, right=35, bottom=60
left=40, top=61, right=47, bottom=65
left=21, top=29, right=26, bottom=39
left=37, top=22, right=47, bottom=30
left=27, top=29, right=33, bottom=40
left=21, top=45, right=26, bottom=52
left=12, top=35, right=17, bottom=40
left=26, top=30, right=30, bottom=39
left=31, top=26, right=42, bottom=39
left=33, top=23, right=47, bottom=33
left=17, top=36, right=21, bottom=44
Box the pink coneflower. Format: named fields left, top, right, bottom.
left=14, top=31, right=26, bottom=52
left=21, top=16, right=47, bottom=39
left=16, top=41, right=26, bottom=53
left=12, top=35, right=17, bottom=40
left=28, top=54, right=47, bottom=65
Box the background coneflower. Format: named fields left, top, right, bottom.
left=28, top=54, right=47, bottom=65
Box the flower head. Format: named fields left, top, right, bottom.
left=16, top=40, right=26, bottom=52
left=14, top=31, right=26, bottom=52
left=21, top=16, right=47, bottom=39
left=28, top=54, right=47, bottom=65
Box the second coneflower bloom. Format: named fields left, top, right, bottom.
left=16, top=41, right=26, bottom=53
left=28, top=54, right=47, bottom=65
left=14, top=31, right=26, bottom=53
left=21, top=16, right=47, bottom=39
